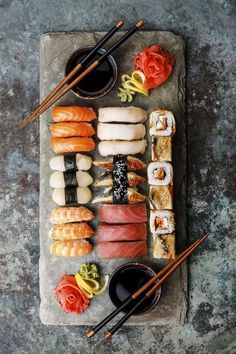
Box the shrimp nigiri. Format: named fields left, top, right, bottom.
left=52, top=106, right=96, bottom=122
left=50, top=207, right=94, bottom=224
left=49, top=223, right=94, bottom=240
left=50, top=240, right=93, bottom=257
left=51, top=137, right=95, bottom=153
left=50, top=122, right=95, bottom=138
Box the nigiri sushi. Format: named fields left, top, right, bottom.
left=50, top=240, right=93, bottom=257
left=49, top=154, right=92, bottom=172
left=98, top=140, right=147, bottom=156
left=97, top=123, right=146, bottom=140
left=98, top=204, right=147, bottom=224
left=50, top=122, right=95, bottom=137
left=148, top=162, right=173, bottom=186
left=93, top=156, right=146, bottom=171
left=153, top=233, right=175, bottom=259
left=51, top=137, right=95, bottom=153
left=92, top=187, right=145, bottom=204
left=52, top=187, right=92, bottom=206
left=94, top=171, right=145, bottom=187
left=49, top=223, right=94, bottom=240
left=149, top=110, right=176, bottom=136
left=97, top=241, right=147, bottom=259
left=150, top=210, right=175, bottom=235
left=50, top=171, right=93, bottom=188
left=50, top=207, right=94, bottom=224
left=52, top=106, right=96, bottom=122
left=97, top=223, right=147, bottom=242
left=98, top=107, right=147, bottom=123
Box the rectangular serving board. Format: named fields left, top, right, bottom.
left=39, top=31, right=187, bottom=325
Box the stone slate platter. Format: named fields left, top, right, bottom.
left=39, top=31, right=186, bottom=325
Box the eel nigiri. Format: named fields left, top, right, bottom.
left=93, top=171, right=145, bottom=187
left=50, top=171, right=93, bottom=188
left=97, top=223, right=147, bottom=242
left=98, top=204, right=147, bottom=224
left=50, top=240, right=93, bottom=257
left=52, top=187, right=91, bottom=206
left=97, top=123, right=146, bottom=140
left=98, top=107, right=148, bottom=123
left=51, top=137, right=95, bottom=153
left=98, top=140, right=147, bottom=156
left=49, top=223, right=94, bottom=240
left=97, top=241, right=147, bottom=259
left=50, top=207, right=94, bottom=224
left=49, top=154, right=92, bottom=172
left=50, top=122, right=95, bottom=138
left=93, top=156, right=146, bottom=171
left=52, top=106, right=96, bottom=122
left=92, top=187, right=145, bottom=204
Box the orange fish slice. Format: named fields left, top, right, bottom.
left=50, top=122, right=95, bottom=138
left=49, top=222, right=94, bottom=240
left=50, top=207, right=94, bottom=224
left=51, top=137, right=95, bottom=153
left=51, top=106, right=96, bottom=122
left=50, top=240, right=93, bottom=257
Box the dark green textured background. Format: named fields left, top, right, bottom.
left=0, top=0, right=235, bottom=353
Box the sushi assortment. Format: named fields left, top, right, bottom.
left=48, top=106, right=96, bottom=257
left=148, top=109, right=176, bottom=259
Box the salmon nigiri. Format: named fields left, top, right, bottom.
left=50, top=207, right=94, bottom=224
left=49, top=222, right=94, bottom=240
left=51, top=137, right=95, bottom=153
left=52, top=106, right=96, bottom=122
left=50, top=240, right=93, bottom=257
left=50, top=122, right=95, bottom=138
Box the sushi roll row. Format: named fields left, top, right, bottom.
left=97, top=107, right=148, bottom=156
left=50, top=106, right=96, bottom=153
left=148, top=109, right=176, bottom=260
left=49, top=154, right=93, bottom=206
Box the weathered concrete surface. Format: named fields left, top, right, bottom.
left=0, top=0, right=235, bottom=353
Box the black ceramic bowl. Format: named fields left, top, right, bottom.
left=109, top=262, right=161, bottom=316
left=65, top=45, right=118, bottom=100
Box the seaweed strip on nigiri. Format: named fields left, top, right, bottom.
left=49, top=154, right=92, bottom=172
left=52, top=187, right=92, bottom=206
left=93, top=155, right=146, bottom=171
left=93, top=171, right=145, bottom=187
left=50, top=171, right=93, bottom=188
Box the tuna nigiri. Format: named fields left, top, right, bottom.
left=50, top=240, right=93, bottom=257
left=50, top=122, right=95, bottom=138
left=97, top=241, right=147, bottom=259
left=97, top=223, right=147, bottom=242
left=52, top=106, right=96, bottom=122
left=49, top=223, right=94, bottom=240
left=50, top=207, right=94, bottom=224
left=51, top=137, right=95, bottom=153
left=98, top=204, right=147, bottom=224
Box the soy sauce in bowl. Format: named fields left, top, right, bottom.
left=109, top=263, right=161, bottom=315
left=65, top=46, right=118, bottom=99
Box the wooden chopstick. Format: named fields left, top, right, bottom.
left=19, top=20, right=144, bottom=130
left=103, top=232, right=209, bottom=341
left=19, top=20, right=124, bottom=130
left=87, top=233, right=209, bottom=339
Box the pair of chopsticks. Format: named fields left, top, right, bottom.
left=87, top=233, right=209, bottom=341
left=19, top=19, right=144, bottom=129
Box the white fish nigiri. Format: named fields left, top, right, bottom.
left=98, top=140, right=147, bottom=156
left=97, top=123, right=146, bottom=141
left=98, top=106, right=148, bottom=123
left=50, top=171, right=93, bottom=188
left=52, top=187, right=92, bottom=206
left=49, top=154, right=92, bottom=172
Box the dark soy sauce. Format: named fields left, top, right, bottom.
left=109, top=264, right=161, bottom=315
left=65, top=48, right=115, bottom=97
